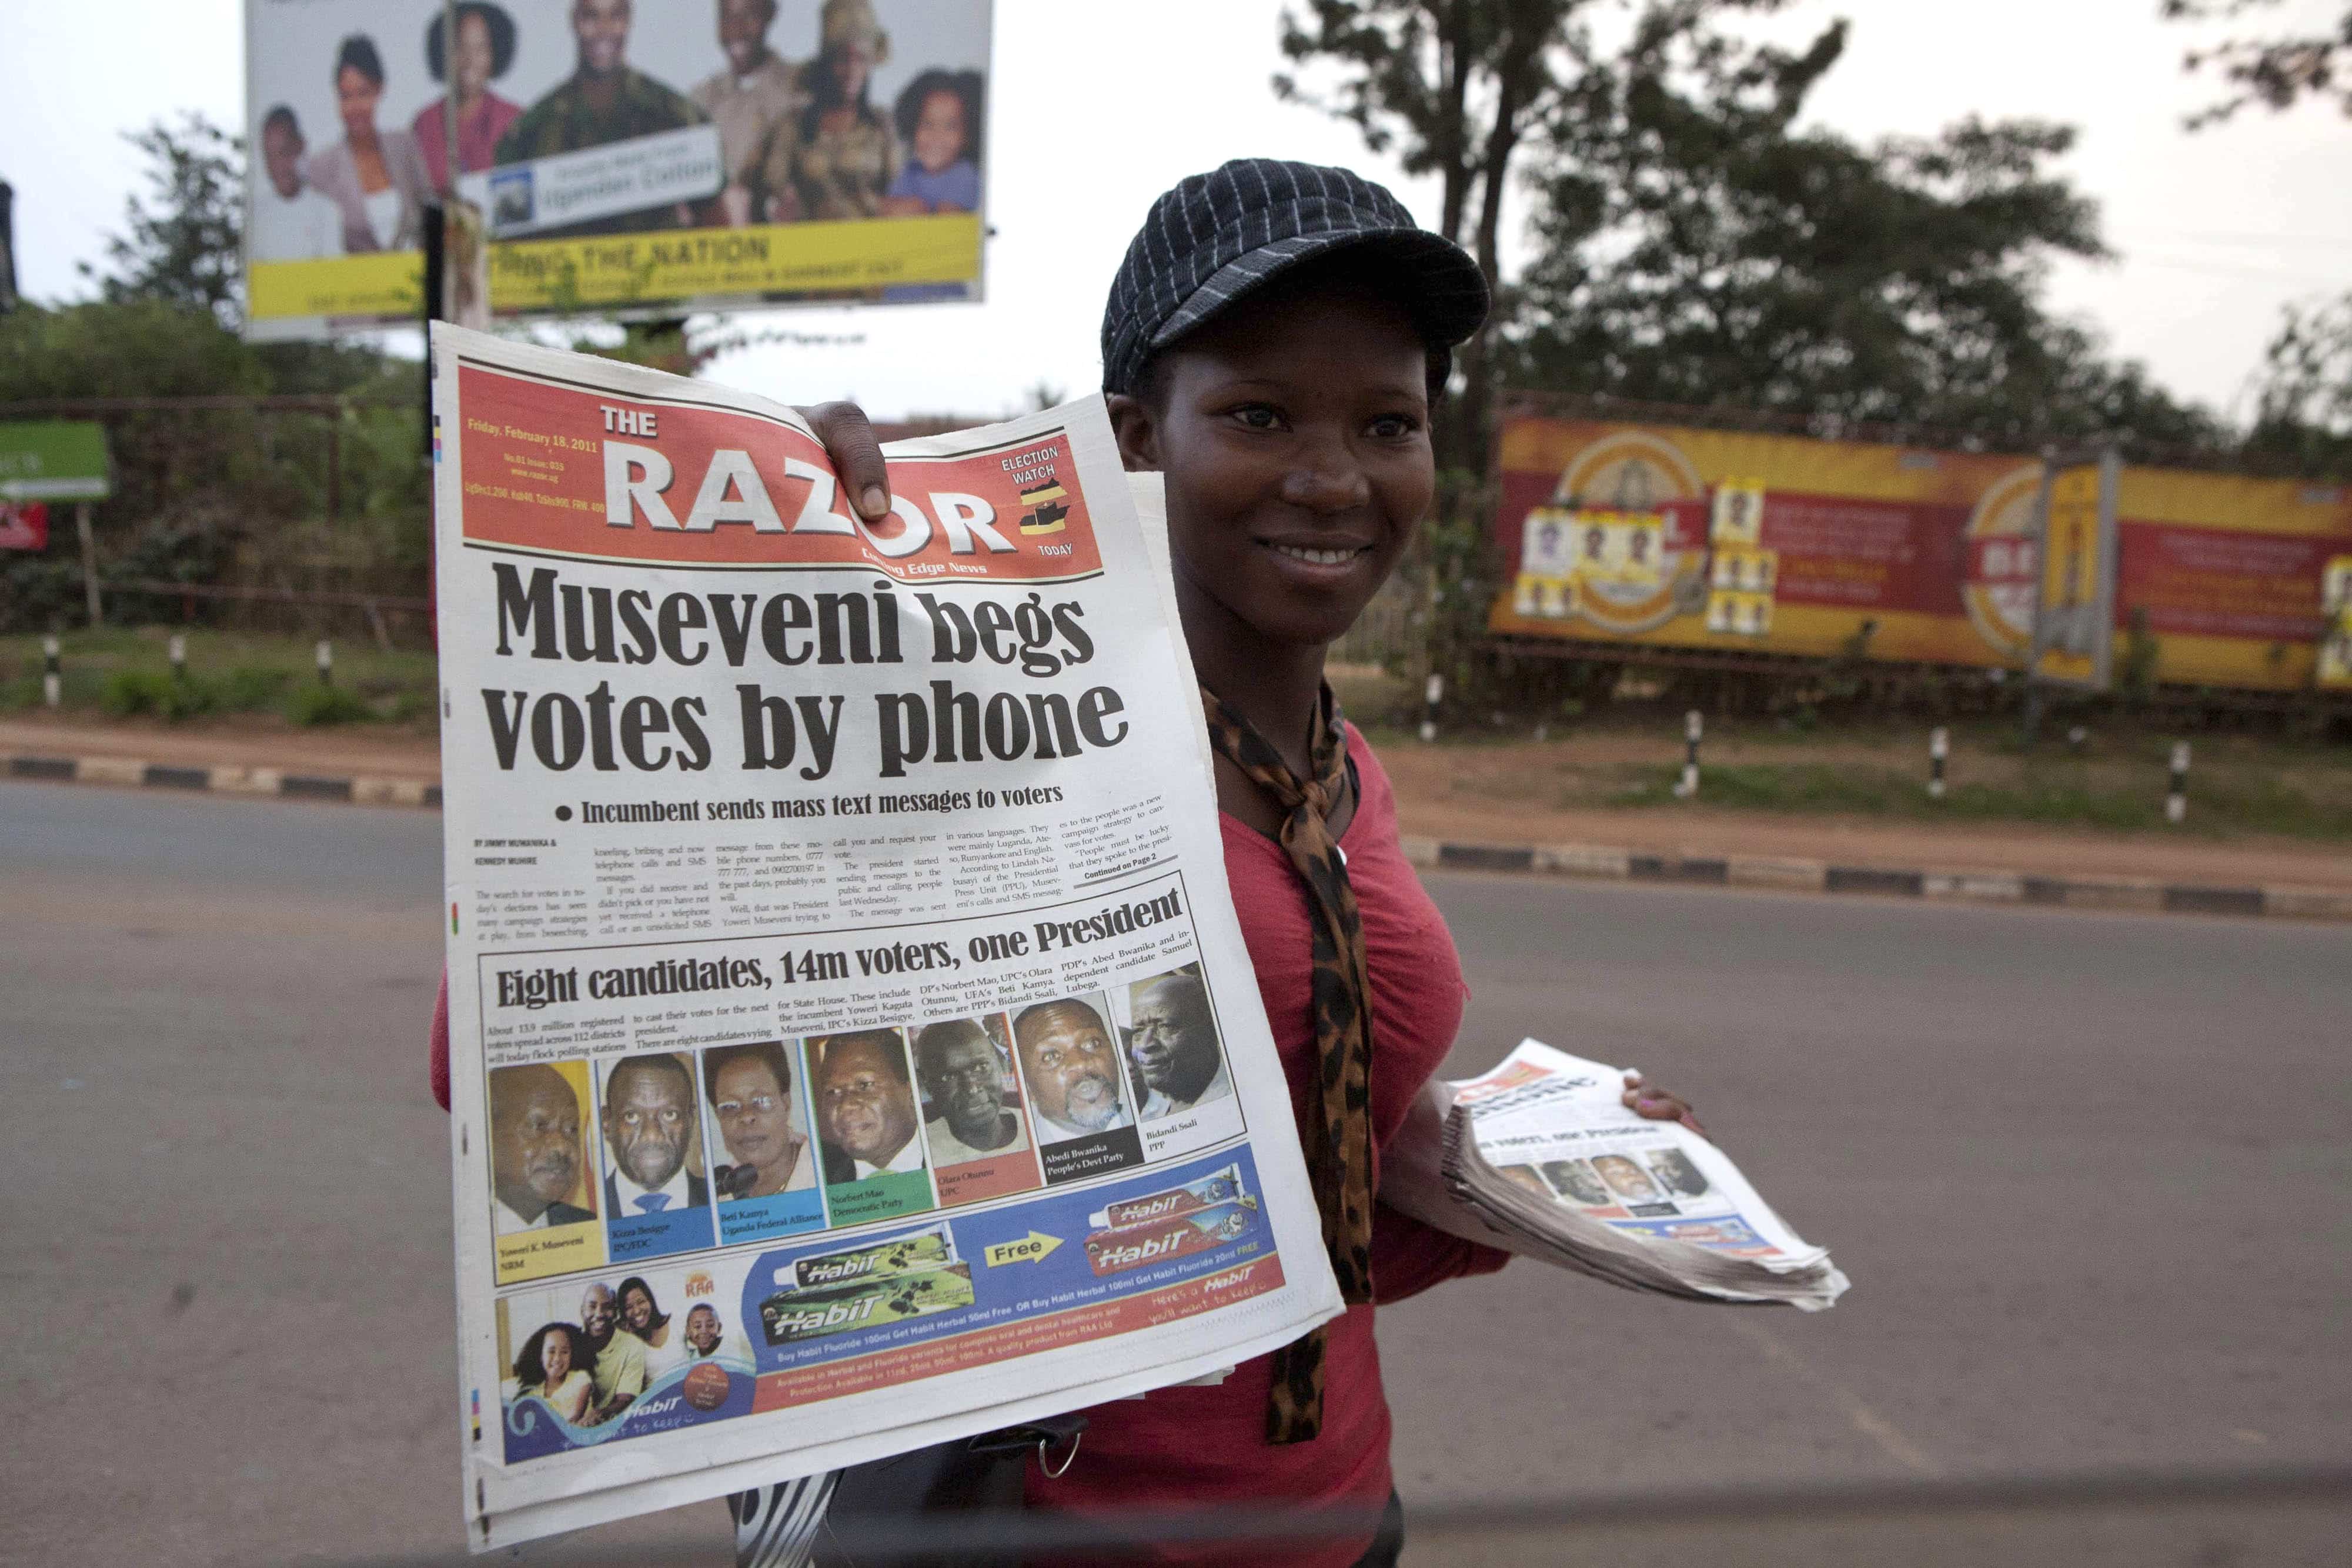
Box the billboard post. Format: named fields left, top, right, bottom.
left=2027, top=448, right=2121, bottom=694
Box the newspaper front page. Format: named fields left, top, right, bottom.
left=427, top=326, right=1341, bottom=1548
left=1453, top=1043, right=1819, bottom=1265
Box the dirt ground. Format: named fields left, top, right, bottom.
left=11, top=711, right=2352, bottom=893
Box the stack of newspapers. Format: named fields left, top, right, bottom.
left=1385, top=1041, right=1847, bottom=1310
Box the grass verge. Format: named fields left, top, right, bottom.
left=1, top=627, right=435, bottom=730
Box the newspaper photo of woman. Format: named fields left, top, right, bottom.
left=410, top=2, right=523, bottom=184
left=512, top=1322, right=596, bottom=1425
left=303, top=34, right=432, bottom=252
left=702, top=1041, right=815, bottom=1199
left=616, top=1275, right=686, bottom=1380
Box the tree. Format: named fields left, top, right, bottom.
left=1278, top=0, right=1784, bottom=472
left=2244, top=290, right=2352, bottom=474
left=81, top=114, right=246, bottom=326
left=1277, top=1, right=1788, bottom=704
left=2163, top=0, right=2352, bottom=128
left=2, top=118, right=426, bottom=634
left=1508, top=15, right=2224, bottom=456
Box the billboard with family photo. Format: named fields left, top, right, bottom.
left=242, top=0, right=990, bottom=336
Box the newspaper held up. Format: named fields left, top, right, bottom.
left=429, top=325, right=1341, bottom=1549
left=1383, top=1040, right=1847, bottom=1310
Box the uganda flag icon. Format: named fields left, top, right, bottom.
left=1019, top=479, right=1069, bottom=536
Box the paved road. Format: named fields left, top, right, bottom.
left=4, top=783, right=2345, bottom=1567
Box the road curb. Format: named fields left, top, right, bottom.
left=13, top=747, right=2344, bottom=924
left=6, top=751, right=440, bottom=810
left=1400, top=834, right=2352, bottom=924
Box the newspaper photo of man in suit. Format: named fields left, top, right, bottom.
left=489, top=1062, right=596, bottom=1235
left=600, top=1052, right=710, bottom=1218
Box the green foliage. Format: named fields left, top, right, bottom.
left=2163, top=0, right=2352, bottom=128
left=285, top=681, right=377, bottom=727
left=79, top=113, right=246, bottom=327
left=1511, top=18, right=2224, bottom=455
left=1, top=112, right=432, bottom=637
left=1276, top=1, right=1772, bottom=706
left=1275, top=2, right=2231, bottom=723
left=101, top=668, right=216, bottom=720
left=218, top=666, right=295, bottom=712
left=1610, top=758, right=2352, bottom=838
left=2243, top=290, right=2352, bottom=478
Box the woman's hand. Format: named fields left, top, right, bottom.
left=794, top=401, right=893, bottom=525
left=1622, top=1070, right=1706, bottom=1139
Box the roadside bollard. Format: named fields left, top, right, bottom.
left=1420, top=672, right=1442, bottom=743
left=2166, top=741, right=2190, bottom=824
left=1673, top=709, right=1702, bottom=798
left=1929, top=726, right=1949, bottom=800
left=316, top=638, right=334, bottom=686
left=42, top=635, right=61, bottom=708
left=169, top=633, right=188, bottom=683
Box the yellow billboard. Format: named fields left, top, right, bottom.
left=1490, top=413, right=2352, bottom=693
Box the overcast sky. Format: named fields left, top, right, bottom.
left=6, top=0, right=2348, bottom=423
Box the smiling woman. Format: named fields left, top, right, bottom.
left=423, top=156, right=1711, bottom=1568
left=793, top=159, right=1526, bottom=1568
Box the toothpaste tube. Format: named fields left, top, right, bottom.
left=759, top=1263, right=976, bottom=1346
left=1090, top=1165, right=1246, bottom=1232
left=1083, top=1198, right=1259, bottom=1276
left=784, top=1225, right=955, bottom=1292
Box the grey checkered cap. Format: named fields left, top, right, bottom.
left=1100, top=159, right=1490, bottom=394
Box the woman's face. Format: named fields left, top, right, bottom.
left=453, top=12, right=496, bottom=98
left=336, top=66, right=382, bottom=137
left=913, top=91, right=965, bottom=172
left=713, top=1057, right=790, bottom=1175
left=621, top=1286, right=653, bottom=1333
left=540, top=1327, right=572, bottom=1381
left=1121, top=281, right=1432, bottom=651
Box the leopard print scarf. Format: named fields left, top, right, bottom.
left=1200, top=681, right=1375, bottom=1445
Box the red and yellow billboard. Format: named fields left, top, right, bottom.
left=1489, top=415, right=2352, bottom=693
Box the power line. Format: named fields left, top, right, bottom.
left=2123, top=252, right=2348, bottom=287
left=2114, top=229, right=2352, bottom=252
